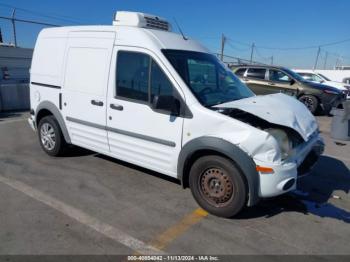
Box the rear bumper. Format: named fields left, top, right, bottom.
left=256, top=134, right=324, bottom=198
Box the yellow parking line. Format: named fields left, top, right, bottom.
left=149, top=208, right=208, bottom=250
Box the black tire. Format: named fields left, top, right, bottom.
left=189, top=155, right=247, bottom=218
left=298, top=95, right=318, bottom=114
left=38, top=115, right=67, bottom=156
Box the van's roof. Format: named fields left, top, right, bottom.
left=38, top=25, right=209, bottom=53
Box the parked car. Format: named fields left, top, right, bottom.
left=296, top=69, right=350, bottom=84
left=294, top=70, right=350, bottom=99
left=28, top=11, right=324, bottom=218
left=233, top=65, right=344, bottom=114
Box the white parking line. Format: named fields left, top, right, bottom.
left=0, top=175, right=165, bottom=255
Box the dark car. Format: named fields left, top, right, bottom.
left=233, top=65, right=345, bottom=114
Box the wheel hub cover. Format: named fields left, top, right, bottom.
left=200, top=168, right=234, bottom=207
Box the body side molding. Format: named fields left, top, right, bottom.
left=66, top=116, right=176, bottom=147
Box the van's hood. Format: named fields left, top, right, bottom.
left=214, top=93, right=318, bottom=141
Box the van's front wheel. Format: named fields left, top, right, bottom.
left=38, top=116, right=66, bottom=156
left=189, top=156, right=247, bottom=218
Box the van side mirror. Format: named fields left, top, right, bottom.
left=290, top=79, right=295, bottom=85
left=152, top=95, right=181, bottom=116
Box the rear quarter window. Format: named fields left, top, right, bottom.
left=246, top=68, right=266, bottom=80
left=234, top=68, right=247, bottom=77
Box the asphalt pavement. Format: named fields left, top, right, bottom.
left=0, top=112, right=349, bottom=255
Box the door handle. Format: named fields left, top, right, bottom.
left=91, top=100, right=104, bottom=106
left=110, top=103, right=124, bottom=111
left=269, top=82, right=275, bottom=86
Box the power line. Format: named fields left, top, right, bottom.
left=0, top=15, right=60, bottom=27
left=226, top=37, right=251, bottom=47
left=0, top=2, right=86, bottom=25
left=255, top=47, right=271, bottom=61
left=226, top=40, right=251, bottom=52
left=228, top=37, right=350, bottom=51
left=322, top=49, right=350, bottom=61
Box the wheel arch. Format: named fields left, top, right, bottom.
left=178, top=137, right=260, bottom=207
left=36, top=101, right=71, bottom=144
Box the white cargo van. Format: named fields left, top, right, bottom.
left=28, top=11, right=324, bottom=217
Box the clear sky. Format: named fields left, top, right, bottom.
left=0, top=0, right=349, bottom=69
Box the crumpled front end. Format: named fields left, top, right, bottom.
left=215, top=93, right=325, bottom=198
left=253, top=132, right=324, bottom=197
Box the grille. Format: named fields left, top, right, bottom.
left=144, top=16, right=169, bottom=31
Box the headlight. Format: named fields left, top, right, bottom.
left=266, top=128, right=292, bottom=160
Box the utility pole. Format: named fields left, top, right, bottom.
left=11, top=9, right=17, bottom=47
left=313, top=46, right=321, bottom=70
left=220, top=34, right=226, bottom=61
left=250, top=43, right=255, bottom=64
left=270, top=56, right=274, bottom=65
left=335, top=55, right=341, bottom=69
left=323, top=51, right=328, bottom=69
left=0, top=28, right=3, bottom=43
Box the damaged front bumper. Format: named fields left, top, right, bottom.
left=255, top=133, right=324, bottom=198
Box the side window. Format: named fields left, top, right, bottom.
left=312, top=74, right=323, bottom=82
left=299, top=73, right=312, bottom=81
left=269, top=69, right=291, bottom=83
left=234, top=68, right=247, bottom=77
left=116, top=51, right=150, bottom=102
left=116, top=51, right=181, bottom=114
left=150, top=60, right=176, bottom=103
left=246, top=68, right=266, bottom=80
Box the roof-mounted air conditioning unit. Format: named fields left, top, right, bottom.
left=113, top=11, right=172, bottom=32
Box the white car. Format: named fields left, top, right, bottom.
left=295, top=70, right=350, bottom=99
left=28, top=11, right=324, bottom=217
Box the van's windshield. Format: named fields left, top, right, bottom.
left=162, top=50, right=254, bottom=107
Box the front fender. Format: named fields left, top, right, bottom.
left=178, top=136, right=260, bottom=206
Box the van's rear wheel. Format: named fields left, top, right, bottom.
left=38, top=116, right=66, bottom=156
left=189, top=155, right=247, bottom=218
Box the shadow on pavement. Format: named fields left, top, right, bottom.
left=95, top=154, right=181, bottom=185
left=237, top=156, right=350, bottom=223
left=62, top=146, right=350, bottom=223
left=0, top=112, right=22, bottom=121
left=61, top=146, right=96, bottom=157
